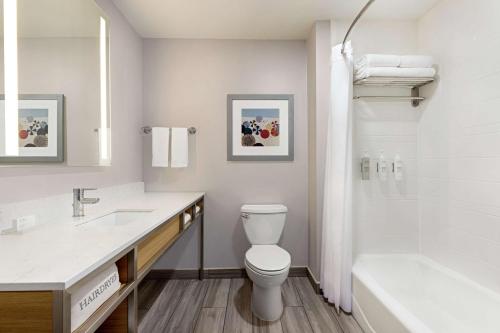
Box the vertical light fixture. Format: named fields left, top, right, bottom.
left=3, top=0, right=18, bottom=156
left=99, top=16, right=109, bottom=163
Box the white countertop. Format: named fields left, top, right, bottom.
left=0, top=191, right=204, bottom=291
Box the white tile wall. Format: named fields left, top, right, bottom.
left=332, top=20, right=421, bottom=255
left=418, top=0, right=500, bottom=293
left=354, top=100, right=420, bottom=255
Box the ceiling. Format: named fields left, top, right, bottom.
left=112, top=0, right=440, bottom=40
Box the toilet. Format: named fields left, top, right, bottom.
left=241, top=204, right=291, bottom=321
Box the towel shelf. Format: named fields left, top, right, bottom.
left=354, top=76, right=435, bottom=107
left=354, top=76, right=434, bottom=87
left=354, top=96, right=425, bottom=101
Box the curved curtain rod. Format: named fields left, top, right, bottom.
left=341, top=0, right=376, bottom=54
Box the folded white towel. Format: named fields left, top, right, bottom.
left=152, top=127, right=170, bottom=167
left=355, top=67, right=436, bottom=80
left=171, top=128, right=189, bottom=168
left=400, top=55, right=434, bottom=68
left=184, top=212, right=192, bottom=226
left=356, top=54, right=401, bottom=68
left=71, top=264, right=120, bottom=332
left=195, top=205, right=201, bottom=215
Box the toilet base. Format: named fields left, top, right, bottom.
left=251, top=283, right=283, bottom=321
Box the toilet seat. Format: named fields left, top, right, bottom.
left=245, top=245, right=291, bottom=275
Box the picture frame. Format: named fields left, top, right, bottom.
left=227, top=94, right=294, bottom=161
left=0, top=94, right=64, bottom=163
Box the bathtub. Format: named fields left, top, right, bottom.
left=352, top=254, right=500, bottom=333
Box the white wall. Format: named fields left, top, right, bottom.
left=331, top=20, right=421, bottom=256
left=0, top=1, right=143, bottom=204
left=418, top=0, right=500, bottom=293
left=142, top=39, right=308, bottom=269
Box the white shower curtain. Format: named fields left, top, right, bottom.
left=320, top=41, right=353, bottom=313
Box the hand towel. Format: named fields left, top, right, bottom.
left=195, top=205, right=201, bottom=215
left=356, top=54, right=401, bottom=68
left=355, top=67, right=436, bottom=80
left=400, top=55, right=434, bottom=68
left=183, top=212, right=192, bottom=226
left=171, top=127, right=188, bottom=168
left=71, top=264, right=120, bottom=332
left=152, top=127, right=170, bottom=167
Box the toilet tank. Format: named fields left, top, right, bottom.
left=241, top=204, right=287, bottom=245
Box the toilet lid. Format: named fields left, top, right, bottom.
left=245, top=245, right=291, bottom=272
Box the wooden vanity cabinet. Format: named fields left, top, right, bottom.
left=0, top=290, right=55, bottom=332
left=0, top=197, right=204, bottom=333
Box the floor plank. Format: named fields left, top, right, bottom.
left=337, top=310, right=364, bottom=333
left=138, top=309, right=148, bottom=325
left=281, top=279, right=301, bottom=307
left=138, top=277, right=355, bottom=333
left=164, top=279, right=210, bottom=333
left=138, top=279, right=167, bottom=310
left=138, top=279, right=189, bottom=333
left=252, top=315, right=283, bottom=333
left=195, top=308, right=226, bottom=333
left=223, top=278, right=253, bottom=333
left=291, top=277, right=342, bottom=333
left=203, top=278, right=231, bottom=308
left=281, top=307, right=313, bottom=333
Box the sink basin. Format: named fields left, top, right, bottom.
left=78, top=210, right=154, bottom=226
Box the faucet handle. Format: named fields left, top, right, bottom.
left=82, top=188, right=97, bottom=192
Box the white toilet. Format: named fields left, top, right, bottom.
left=241, top=204, right=291, bottom=321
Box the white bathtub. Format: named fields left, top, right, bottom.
left=352, top=254, right=500, bottom=333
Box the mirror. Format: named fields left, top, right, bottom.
left=0, top=0, right=110, bottom=166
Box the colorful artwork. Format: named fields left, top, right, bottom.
left=18, top=109, right=49, bottom=148
left=228, top=94, right=293, bottom=161
left=241, top=108, right=280, bottom=147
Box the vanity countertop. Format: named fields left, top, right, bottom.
left=0, top=191, right=204, bottom=291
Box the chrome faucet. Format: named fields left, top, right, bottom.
left=73, top=188, right=100, bottom=217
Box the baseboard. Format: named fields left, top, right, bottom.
left=146, top=266, right=309, bottom=280
left=306, top=267, right=321, bottom=294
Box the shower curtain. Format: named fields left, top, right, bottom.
left=320, top=41, right=353, bottom=312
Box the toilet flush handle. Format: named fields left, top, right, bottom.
left=241, top=213, right=249, bottom=219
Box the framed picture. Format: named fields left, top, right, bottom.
left=0, top=94, right=64, bottom=163
left=227, top=94, right=294, bottom=161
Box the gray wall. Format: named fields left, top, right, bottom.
left=306, top=21, right=331, bottom=281
left=0, top=1, right=143, bottom=203
left=143, top=39, right=308, bottom=269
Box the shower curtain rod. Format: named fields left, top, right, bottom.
left=341, top=0, right=376, bottom=54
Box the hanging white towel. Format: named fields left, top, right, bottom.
left=171, top=128, right=188, bottom=168
left=152, top=127, right=170, bottom=167
left=355, top=54, right=401, bottom=68
left=400, top=55, right=434, bottom=68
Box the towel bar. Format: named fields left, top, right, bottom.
left=141, top=126, right=197, bottom=135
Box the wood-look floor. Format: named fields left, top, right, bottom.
left=138, top=277, right=363, bottom=333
